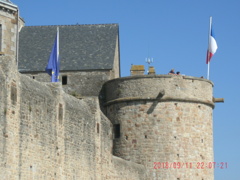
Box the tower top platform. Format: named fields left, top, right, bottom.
left=103, top=74, right=214, bottom=108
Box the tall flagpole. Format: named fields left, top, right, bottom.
left=207, top=16, right=212, bottom=80
left=57, top=26, right=60, bottom=81
left=207, top=62, right=210, bottom=80
left=45, top=27, right=60, bottom=82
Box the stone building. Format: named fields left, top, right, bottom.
left=18, top=23, right=120, bottom=96
left=0, top=0, right=222, bottom=179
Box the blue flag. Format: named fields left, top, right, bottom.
left=46, top=28, right=59, bottom=82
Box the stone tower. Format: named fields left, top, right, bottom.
left=102, top=75, right=215, bottom=180
left=0, top=0, right=24, bottom=57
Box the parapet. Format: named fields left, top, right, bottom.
left=103, top=74, right=215, bottom=108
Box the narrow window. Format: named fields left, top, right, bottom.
left=114, top=124, right=120, bottom=138
left=62, top=76, right=67, bottom=85
left=33, top=76, right=35, bottom=79
left=97, top=123, right=99, bottom=133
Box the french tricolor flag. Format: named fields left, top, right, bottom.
left=206, top=18, right=218, bottom=64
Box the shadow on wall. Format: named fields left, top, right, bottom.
left=147, top=90, right=165, bottom=114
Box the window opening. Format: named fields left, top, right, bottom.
left=62, top=76, right=67, bottom=85
left=114, top=124, right=120, bottom=138
left=97, top=123, right=99, bottom=133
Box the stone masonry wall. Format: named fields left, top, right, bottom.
left=110, top=35, right=120, bottom=79
left=103, top=75, right=214, bottom=180
left=0, top=3, right=18, bottom=56
left=22, top=70, right=112, bottom=97
left=0, top=55, right=21, bottom=180
left=0, top=56, right=145, bottom=180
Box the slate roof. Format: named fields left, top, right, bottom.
left=18, top=24, right=119, bottom=72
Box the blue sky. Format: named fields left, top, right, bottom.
left=13, top=0, right=239, bottom=179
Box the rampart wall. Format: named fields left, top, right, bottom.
left=0, top=56, right=145, bottom=180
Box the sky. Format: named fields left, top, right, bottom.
left=13, top=0, right=239, bottom=179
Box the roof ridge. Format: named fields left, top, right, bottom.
left=24, top=23, right=119, bottom=28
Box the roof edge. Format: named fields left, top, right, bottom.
left=23, top=23, right=119, bottom=28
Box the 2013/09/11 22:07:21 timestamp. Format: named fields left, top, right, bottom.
left=153, top=162, right=228, bottom=169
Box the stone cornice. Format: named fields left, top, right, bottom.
left=0, top=2, right=17, bottom=14
left=104, top=96, right=215, bottom=108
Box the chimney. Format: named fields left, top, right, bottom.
left=148, top=66, right=155, bottom=75
left=130, top=65, right=145, bottom=76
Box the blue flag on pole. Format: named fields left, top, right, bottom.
left=46, top=28, right=59, bottom=82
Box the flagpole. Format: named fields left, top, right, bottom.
left=57, top=26, right=59, bottom=81
left=57, top=26, right=59, bottom=58
left=207, top=62, right=210, bottom=79
left=45, top=27, right=60, bottom=82
left=207, top=16, right=212, bottom=80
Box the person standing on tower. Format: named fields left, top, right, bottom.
left=168, top=69, right=175, bottom=75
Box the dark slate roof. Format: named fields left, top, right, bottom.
left=18, top=24, right=119, bottom=72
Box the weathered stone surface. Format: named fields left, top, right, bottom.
left=0, top=56, right=145, bottom=180
left=23, top=71, right=112, bottom=97
left=103, top=75, right=214, bottom=180
left=0, top=1, right=24, bottom=56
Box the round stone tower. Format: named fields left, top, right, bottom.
left=103, top=75, right=214, bottom=180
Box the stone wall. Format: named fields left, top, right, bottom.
left=102, top=75, right=214, bottom=180
left=110, top=35, right=120, bottom=79
left=0, top=56, right=145, bottom=180
left=0, top=2, right=19, bottom=56
left=0, top=55, right=21, bottom=180
left=23, top=70, right=112, bottom=97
